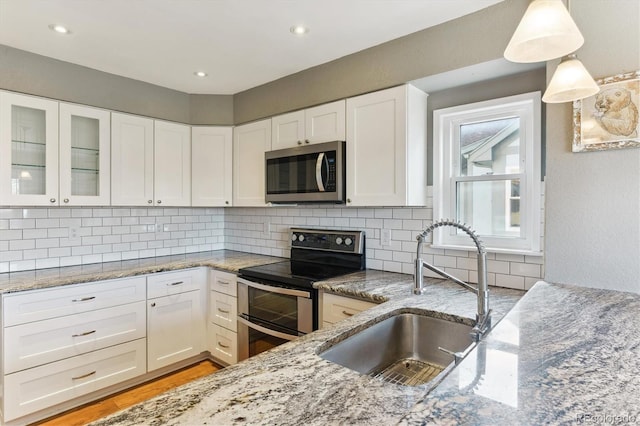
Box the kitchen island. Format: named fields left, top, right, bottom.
left=88, top=272, right=640, bottom=425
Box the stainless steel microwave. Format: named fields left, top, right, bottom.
left=265, top=140, right=345, bottom=204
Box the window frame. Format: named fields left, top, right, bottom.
left=433, top=91, right=542, bottom=254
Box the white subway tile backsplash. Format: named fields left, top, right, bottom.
left=2, top=189, right=542, bottom=292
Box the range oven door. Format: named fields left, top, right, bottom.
left=237, top=278, right=313, bottom=361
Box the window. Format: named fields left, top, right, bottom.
left=433, top=92, right=542, bottom=254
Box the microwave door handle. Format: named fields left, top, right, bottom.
left=315, top=152, right=326, bottom=192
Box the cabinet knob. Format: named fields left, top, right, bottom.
left=151, top=302, right=156, bottom=307
left=305, top=139, right=310, bottom=144
left=148, top=200, right=153, bottom=204
left=347, top=198, right=352, bottom=203
left=157, top=200, right=162, bottom=204
left=49, top=198, right=56, bottom=203
left=63, top=198, right=69, bottom=203
left=225, top=201, right=229, bottom=205
left=297, top=140, right=302, bottom=145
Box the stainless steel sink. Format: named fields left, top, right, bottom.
left=319, top=311, right=475, bottom=386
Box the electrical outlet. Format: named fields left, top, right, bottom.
left=68, top=226, right=81, bottom=244
left=381, top=228, right=391, bottom=246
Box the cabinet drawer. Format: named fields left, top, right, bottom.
left=3, top=339, right=146, bottom=422
left=211, top=270, right=237, bottom=297
left=208, top=323, right=237, bottom=365
left=323, top=293, right=377, bottom=324
left=4, top=301, right=146, bottom=374
left=210, top=291, right=237, bottom=332
left=147, top=268, right=204, bottom=299
left=3, top=277, right=146, bottom=326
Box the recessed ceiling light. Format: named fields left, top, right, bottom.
left=194, top=71, right=208, bottom=78
left=48, top=24, right=71, bottom=34
left=290, top=25, right=309, bottom=36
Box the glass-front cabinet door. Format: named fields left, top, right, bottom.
left=59, top=103, right=111, bottom=205
left=0, top=92, right=59, bottom=205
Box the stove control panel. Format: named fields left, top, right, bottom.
left=290, top=228, right=364, bottom=254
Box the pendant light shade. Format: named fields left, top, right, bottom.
left=504, top=0, right=584, bottom=63
left=542, top=54, right=599, bottom=103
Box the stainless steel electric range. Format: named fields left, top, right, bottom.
left=236, top=228, right=366, bottom=361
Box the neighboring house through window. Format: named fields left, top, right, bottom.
left=433, top=92, right=542, bottom=254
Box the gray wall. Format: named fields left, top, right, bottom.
left=233, top=0, right=530, bottom=124
left=544, top=1, right=640, bottom=292
left=0, top=45, right=233, bottom=125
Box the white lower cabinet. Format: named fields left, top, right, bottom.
left=4, top=301, right=146, bottom=373
left=1, top=276, right=148, bottom=423
left=0, top=267, right=228, bottom=424
left=147, top=269, right=206, bottom=371
left=208, top=270, right=238, bottom=365
left=4, top=339, right=146, bottom=421
left=321, top=291, right=377, bottom=329
left=208, top=323, right=238, bottom=365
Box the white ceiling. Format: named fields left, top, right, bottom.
left=0, top=0, right=504, bottom=95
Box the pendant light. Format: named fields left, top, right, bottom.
left=505, top=0, right=599, bottom=103
left=542, top=54, right=599, bottom=103
left=504, top=0, right=583, bottom=63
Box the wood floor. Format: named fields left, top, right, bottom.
left=34, top=360, right=221, bottom=426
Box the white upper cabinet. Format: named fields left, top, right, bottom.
left=111, top=114, right=191, bottom=206
left=271, top=100, right=345, bottom=150
left=192, top=126, right=233, bottom=207
left=154, top=120, right=191, bottom=206
left=346, top=85, right=428, bottom=207
left=233, top=118, right=271, bottom=206
left=59, top=103, right=111, bottom=206
left=305, top=100, right=346, bottom=144
left=271, top=110, right=304, bottom=150
left=111, top=113, right=154, bottom=206
left=0, top=92, right=59, bottom=206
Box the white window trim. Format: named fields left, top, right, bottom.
left=433, top=91, right=542, bottom=255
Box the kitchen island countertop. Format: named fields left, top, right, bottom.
left=90, top=271, right=640, bottom=425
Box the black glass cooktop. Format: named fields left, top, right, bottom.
left=238, top=260, right=359, bottom=289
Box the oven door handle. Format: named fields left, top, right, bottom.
left=237, top=278, right=311, bottom=298
left=237, top=315, right=300, bottom=341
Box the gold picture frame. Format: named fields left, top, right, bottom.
left=572, top=70, right=640, bottom=152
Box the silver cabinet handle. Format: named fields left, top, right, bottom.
left=148, top=200, right=153, bottom=204
left=157, top=200, right=162, bottom=204
left=50, top=198, right=56, bottom=203
left=217, top=307, right=230, bottom=314
left=72, top=296, right=95, bottom=302
left=72, top=371, right=96, bottom=380
left=167, top=281, right=184, bottom=286
left=217, top=341, right=230, bottom=349
left=72, top=330, right=96, bottom=337
left=342, top=310, right=354, bottom=317
left=217, top=280, right=229, bottom=285
left=63, top=198, right=69, bottom=203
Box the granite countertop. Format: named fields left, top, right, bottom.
left=0, top=250, right=284, bottom=294
left=90, top=270, right=526, bottom=426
